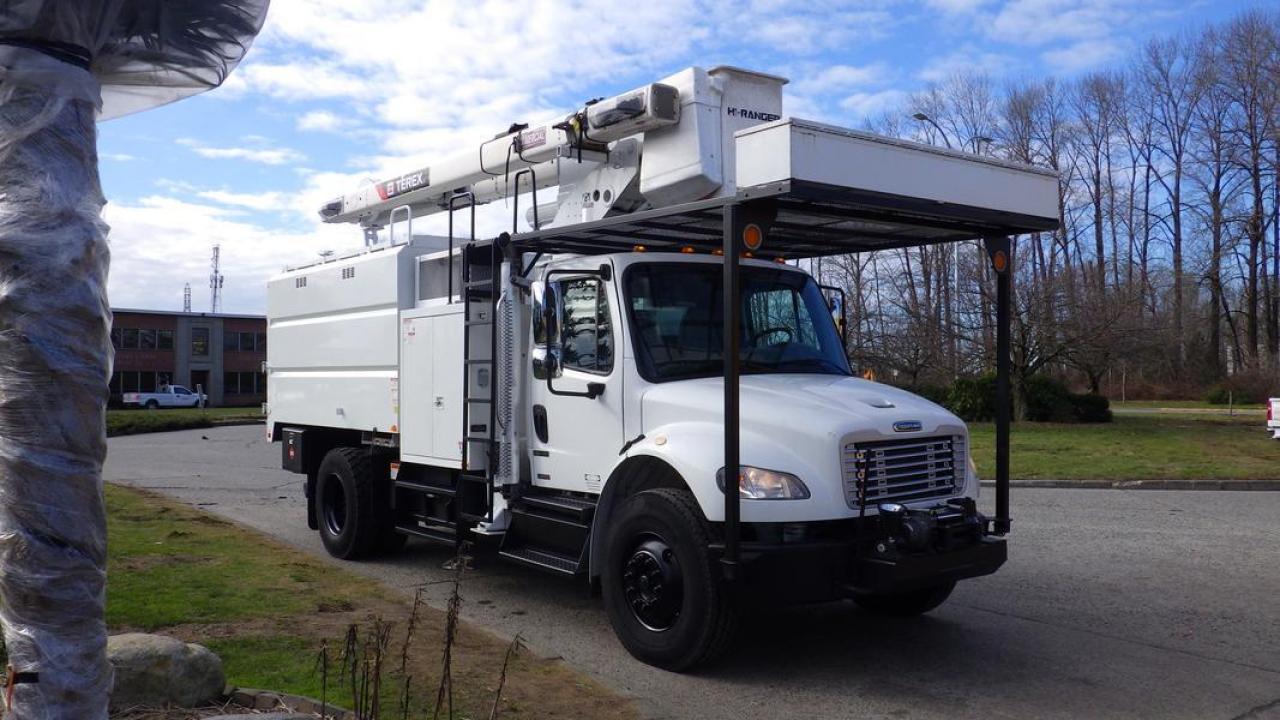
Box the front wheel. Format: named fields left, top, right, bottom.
left=852, top=581, right=956, bottom=617
left=601, top=488, right=737, bottom=671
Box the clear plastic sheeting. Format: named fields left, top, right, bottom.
left=0, top=3, right=268, bottom=718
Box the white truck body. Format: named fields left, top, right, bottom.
left=267, top=66, right=1060, bottom=670
left=123, top=385, right=205, bottom=408
left=1268, top=398, right=1279, bottom=439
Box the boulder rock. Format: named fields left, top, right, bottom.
left=107, top=633, right=225, bottom=709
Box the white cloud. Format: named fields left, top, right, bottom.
left=925, top=0, right=993, bottom=13
left=178, top=138, right=306, bottom=166
left=104, top=195, right=355, bottom=314
left=918, top=46, right=1020, bottom=82
left=103, top=152, right=137, bottom=162
left=296, top=110, right=346, bottom=132
left=839, top=89, right=910, bottom=119
left=196, top=190, right=291, bottom=212
left=1041, top=38, right=1126, bottom=74
left=989, top=0, right=1132, bottom=47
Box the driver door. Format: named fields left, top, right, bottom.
left=528, top=263, right=624, bottom=494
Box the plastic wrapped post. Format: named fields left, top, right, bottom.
left=0, top=63, right=113, bottom=719
left=0, top=3, right=268, bottom=717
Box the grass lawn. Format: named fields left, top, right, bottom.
left=1112, top=399, right=1266, bottom=411
left=968, top=412, right=1280, bottom=481
left=106, top=406, right=262, bottom=437
left=105, top=484, right=634, bottom=718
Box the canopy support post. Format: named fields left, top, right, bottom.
left=721, top=203, right=741, bottom=579
left=984, top=235, right=1012, bottom=535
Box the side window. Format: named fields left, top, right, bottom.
left=557, top=278, right=613, bottom=374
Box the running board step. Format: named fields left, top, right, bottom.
left=497, top=506, right=590, bottom=577
left=395, top=522, right=456, bottom=546
left=498, top=546, right=581, bottom=576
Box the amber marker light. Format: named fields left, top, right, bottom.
left=992, top=249, right=1008, bottom=273
left=633, top=244, right=647, bottom=253
left=742, top=223, right=764, bottom=251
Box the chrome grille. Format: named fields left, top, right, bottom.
left=841, top=435, right=964, bottom=508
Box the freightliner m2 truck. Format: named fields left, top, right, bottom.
left=267, top=67, right=1060, bottom=670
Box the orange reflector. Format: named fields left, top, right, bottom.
left=992, top=250, right=1008, bottom=273
left=680, top=246, right=696, bottom=253
left=743, top=223, right=764, bottom=251
left=633, top=244, right=647, bottom=253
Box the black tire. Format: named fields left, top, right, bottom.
left=852, top=581, right=956, bottom=617
left=601, top=488, right=737, bottom=671
left=315, top=447, right=387, bottom=560
left=145, top=399, right=159, bottom=410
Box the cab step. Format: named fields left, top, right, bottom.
left=496, top=491, right=597, bottom=577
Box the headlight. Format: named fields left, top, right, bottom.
left=716, top=466, right=810, bottom=500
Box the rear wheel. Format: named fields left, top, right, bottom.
left=852, top=581, right=956, bottom=617
left=145, top=399, right=159, bottom=410
left=601, top=488, right=737, bottom=671
left=315, top=447, right=394, bottom=560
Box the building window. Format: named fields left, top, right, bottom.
left=224, top=331, right=240, bottom=352
left=240, top=332, right=257, bottom=352
left=110, top=328, right=122, bottom=349
left=157, top=330, right=174, bottom=350
left=256, top=333, right=267, bottom=353
left=121, top=328, right=140, bottom=350
left=140, top=329, right=157, bottom=350
left=191, top=327, right=210, bottom=356
left=225, top=371, right=265, bottom=395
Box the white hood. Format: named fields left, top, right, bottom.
left=635, top=373, right=970, bottom=522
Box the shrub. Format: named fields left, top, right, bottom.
left=946, top=375, right=996, bottom=422
left=909, top=383, right=952, bottom=408
left=1023, top=375, right=1074, bottom=422
left=1070, top=393, right=1113, bottom=423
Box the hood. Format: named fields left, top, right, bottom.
left=641, top=373, right=964, bottom=440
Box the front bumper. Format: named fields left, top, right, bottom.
left=714, top=503, right=1007, bottom=605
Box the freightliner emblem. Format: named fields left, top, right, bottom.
left=893, top=420, right=923, bottom=433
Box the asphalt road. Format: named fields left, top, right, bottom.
left=105, top=425, right=1280, bottom=720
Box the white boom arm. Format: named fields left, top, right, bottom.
left=319, top=82, right=680, bottom=228
left=318, top=67, right=789, bottom=233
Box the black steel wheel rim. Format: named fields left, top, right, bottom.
left=323, top=473, right=347, bottom=536
left=622, top=535, right=683, bottom=632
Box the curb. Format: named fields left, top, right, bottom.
left=981, top=479, right=1280, bottom=491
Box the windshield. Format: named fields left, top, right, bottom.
left=625, top=263, right=851, bottom=382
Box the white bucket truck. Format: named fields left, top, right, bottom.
left=267, top=67, right=1060, bottom=670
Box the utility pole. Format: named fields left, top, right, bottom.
left=209, top=245, right=224, bottom=314
left=183, top=283, right=191, bottom=313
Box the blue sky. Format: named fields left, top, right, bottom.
left=98, top=0, right=1259, bottom=314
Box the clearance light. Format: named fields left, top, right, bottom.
left=680, top=246, right=696, bottom=253
left=992, top=249, right=1009, bottom=273
left=774, top=256, right=787, bottom=263
left=742, top=252, right=754, bottom=259
left=711, top=248, right=724, bottom=256
left=743, top=223, right=764, bottom=251
left=633, top=244, right=647, bottom=253
left=717, top=466, right=810, bottom=500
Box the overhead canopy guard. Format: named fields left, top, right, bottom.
left=512, top=118, right=1060, bottom=258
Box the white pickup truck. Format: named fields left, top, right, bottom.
left=122, top=386, right=206, bottom=409
left=1268, top=398, right=1279, bottom=439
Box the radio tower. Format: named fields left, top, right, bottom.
left=209, top=245, right=224, bottom=314
left=183, top=283, right=191, bottom=313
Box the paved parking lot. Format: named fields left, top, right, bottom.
left=106, top=425, right=1280, bottom=719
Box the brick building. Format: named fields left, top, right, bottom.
left=109, top=308, right=266, bottom=407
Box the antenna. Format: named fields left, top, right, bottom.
left=209, top=245, right=224, bottom=314
left=183, top=283, right=191, bottom=313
